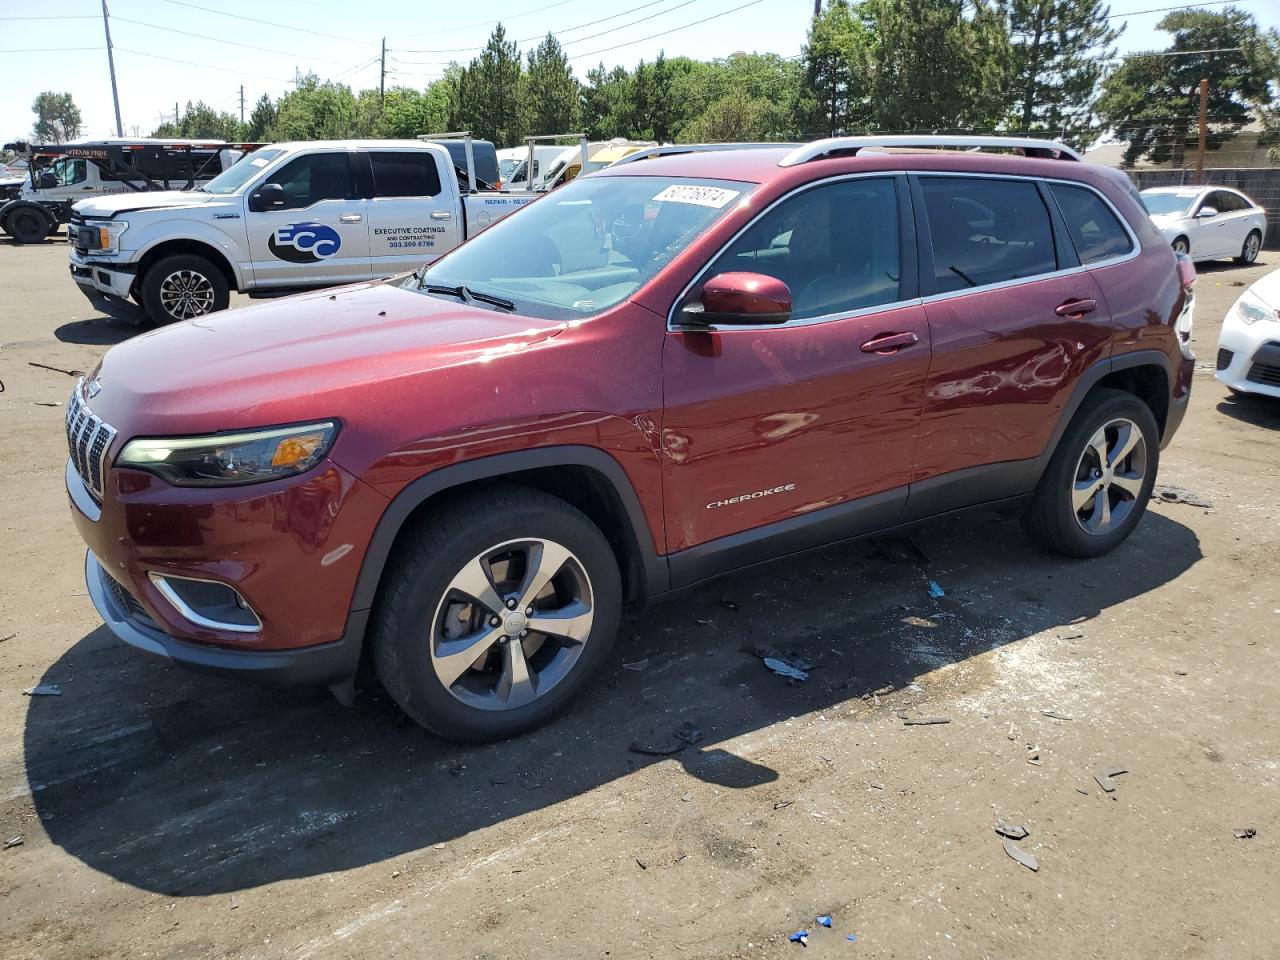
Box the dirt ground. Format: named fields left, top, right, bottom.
left=0, top=232, right=1277, bottom=960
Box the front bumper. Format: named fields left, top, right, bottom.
left=1216, top=304, right=1280, bottom=398
left=86, top=551, right=363, bottom=685
left=69, top=249, right=143, bottom=322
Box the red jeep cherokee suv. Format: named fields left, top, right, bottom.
left=66, top=136, right=1195, bottom=741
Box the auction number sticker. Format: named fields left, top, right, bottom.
left=651, top=185, right=740, bottom=208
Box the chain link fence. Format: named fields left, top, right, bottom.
left=1127, top=168, right=1280, bottom=248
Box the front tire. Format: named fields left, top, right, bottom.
left=1236, top=229, right=1261, bottom=264
left=139, top=253, right=229, bottom=324
left=1172, top=236, right=1190, bottom=257
left=3, top=206, right=53, bottom=244
left=1021, top=389, right=1160, bottom=558
left=373, top=486, right=621, bottom=742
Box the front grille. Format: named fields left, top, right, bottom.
left=1246, top=362, right=1280, bottom=387
left=1216, top=348, right=1233, bottom=371
left=65, top=382, right=117, bottom=500
left=69, top=213, right=89, bottom=253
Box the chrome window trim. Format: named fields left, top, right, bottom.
left=667, top=169, right=1142, bottom=332
left=666, top=172, right=917, bottom=332
left=148, top=572, right=263, bottom=634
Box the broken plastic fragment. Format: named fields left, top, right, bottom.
left=22, top=684, right=61, bottom=697
left=1093, top=765, right=1128, bottom=793
left=995, top=823, right=1029, bottom=840
left=847, top=934, right=858, bottom=942
left=1233, top=827, right=1257, bottom=839
left=3, top=835, right=23, bottom=849
left=902, top=717, right=950, bottom=726
left=817, top=915, right=833, bottom=928
left=1002, top=836, right=1039, bottom=872
left=789, top=930, right=810, bottom=946
left=763, top=657, right=809, bottom=681
left=927, top=580, right=946, bottom=598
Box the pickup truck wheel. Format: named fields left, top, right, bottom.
left=1021, top=388, right=1160, bottom=559
left=3, top=206, right=53, bottom=244
left=373, top=485, right=621, bottom=742
left=140, top=253, right=229, bottom=324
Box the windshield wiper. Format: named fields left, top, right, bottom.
left=420, top=282, right=515, bottom=312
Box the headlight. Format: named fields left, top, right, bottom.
left=116, top=421, right=338, bottom=487
left=95, top=221, right=129, bottom=252
left=1230, top=289, right=1278, bottom=325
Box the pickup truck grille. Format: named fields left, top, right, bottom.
left=66, top=382, right=117, bottom=500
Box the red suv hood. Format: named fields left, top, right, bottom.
left=87, top=280, right=566, bottom=437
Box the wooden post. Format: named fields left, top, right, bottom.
left=1195, top=78, right=1208, bottom=182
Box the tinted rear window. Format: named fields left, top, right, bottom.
left=919, top=177, right=1057, bottom=293
left=1049, top=183, right=1133, bottom=265
left=371, top=152, right=442, bottom=198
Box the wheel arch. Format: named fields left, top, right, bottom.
left=347, top=447, right=668, bottom=634
left=135, top=238, right=240, bottom=293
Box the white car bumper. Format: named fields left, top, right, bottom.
left=68, top=248, right=144, bottom=322
left=1216, top=312, right=1280, bottom=398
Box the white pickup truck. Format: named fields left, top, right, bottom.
left=68, top=139, right=536, bottom=324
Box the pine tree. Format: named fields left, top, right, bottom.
left=452, top=25, right=524, bottom=146
left=246, top=94, right=277, bottom=141
left=800, top=0, right=867, bottom=137
left=524, top=34, right=581, bottom=136
left=1001, top=0, right=1121, bottom=146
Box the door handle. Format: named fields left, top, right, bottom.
left=430, top=211, right=452, bottom=221
left=339, top=214, right=363, bottom=223
left=860, top=331, right=919, bottom=354
left=1055, top=298, right=1097, bottom=318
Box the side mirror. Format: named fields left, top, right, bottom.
left=38, top=172, right=57, bottom=189
left=1196, top=206, right=1218, bottom=219
left=683, top=272, right=792, bottom=326
left=249, top=182, right=285, bottom=212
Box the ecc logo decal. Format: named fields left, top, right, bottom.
left=268, top=221, right=342, bottom=263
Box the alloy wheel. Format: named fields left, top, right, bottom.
left=1244, top=233, right=1260, bottom=262
left=429, top=538, right=595, bottom=711
left=158, top=269, right=216, bottom=320
left=1172, top=238, right=1189, bottom=255
left=1071, top=417, right=1147, bottom=535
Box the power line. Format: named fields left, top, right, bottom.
left=0, top=15, right=99, bottom=20
left=113, top=46, right=294, bottom=83
left=398, top=0, right=691, bottom=55
left=400, top=0, right=576, bottom=37
left=0, top=47, right=106, bottom=52
left=565, top=0, right=770, bottom=60
left=149, top=0, right=364, bottom=43
left=110, top=15, right=349, bottom=63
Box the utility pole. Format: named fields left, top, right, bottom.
left=1195, top=77, right=1208, bottom=182
left=174, top=102, right=179, bottom=125
left=100, top=0, right=123, bottom=137
left=239, top=85, right=246, bottom=127
left=380, top=37, right=387, bottom=101
left=813, top=0, right=821, bottom=16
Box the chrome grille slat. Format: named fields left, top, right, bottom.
left=65, top=381, right=117, bottom=502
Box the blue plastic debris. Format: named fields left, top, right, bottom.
left=927, top=580, right=946, bottom=598
left=789, top=929, right=810, bottom=946
left=847, top=933, right=859, bottom=942
left=764, top=657, right=809, bottom=682
left=816, top=915, right=833, bottom=928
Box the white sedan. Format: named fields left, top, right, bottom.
left=1141, top=186, right=1266, bottom=264
left=1217, top=267, right=1280, bottom=399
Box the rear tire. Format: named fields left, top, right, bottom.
left=3, top=206, right=53, bottom=244
left=1236, top=229, right=1261, bottom=264
left=139, top=253, right=229, bottom=324
left=373, top=485, right=621, bottom=742
left=1171, top=236, right=1190, bottom=256
left=1021, top=389, right=1160, bottom=559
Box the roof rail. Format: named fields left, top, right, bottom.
left=777, top=135, right=1082, bottom=167
left=612, top=142, right=800, bottom=166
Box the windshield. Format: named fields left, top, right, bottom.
left=1141, top=192, right=1195, bottom=216
left=500, top=158, right=524, bottom=181
left=201, top=148, right=283, bottom=194
left=416, top=175, right=753, bottom=319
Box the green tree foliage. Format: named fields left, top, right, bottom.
left=451, top=25, right=524, bottom=145
left=1097, top=6, right=1280, bottom=166
left=582, top=64, right=633, bottom=139
left=800, top=0, right=867, bottom=136
left=152, top=100, right=241, bottom=140
left=681, top=90, right=777, bottom=142
left=31, top=92, right=83, bottom=143
left=524, top=34, right=581, bottom=136
left=1001, top=0, right=1121, bottom=145
left=376, top=85, right=452, bottom=137
left=273, top=75, right=360, bottom=140
left=860, top=0, right=1012, bottom=131
left=246, top=94, right=277, bottom=141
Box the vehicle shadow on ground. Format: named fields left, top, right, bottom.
left=53, top=317, right=140, bottom=347
left=1216, top=393, right=1280, bottom=429
left=0, top=235, right=64, bottom=248
left=23, top=510, right=1201, bottom=896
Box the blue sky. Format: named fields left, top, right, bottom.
left=3, top=0, right=1278, bottom=141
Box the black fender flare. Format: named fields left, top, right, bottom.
left=345, top=445, right=669, bottom=622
